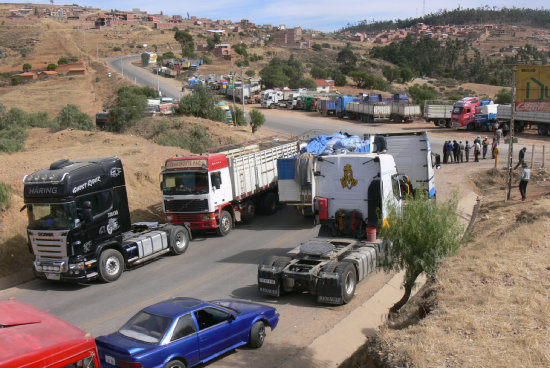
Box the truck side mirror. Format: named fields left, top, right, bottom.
left=78, top=201, right=93, bottom=223
left=211, top=172, right=221, bottom=190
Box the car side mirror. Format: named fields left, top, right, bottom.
left=228, top=314, right=236, bottom=322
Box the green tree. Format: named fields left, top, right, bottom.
left=174, top=30, right=194, bottom=57
left=46, top=63, right=57, bottom=71
left=57, top=57, right=69, bottom=65
left=175, top=85, right=225, bottom=122
left=54, top=104, right=94, bottom=131
left=107, top=86, right=156, bottom=132
left=22, top=63, right=32, bottom=72
left=398, top=67, right=415, bottom=83
left=248, top=109, right=265, bottom=133
left=245, top=69, right=256, bottom=77
left=494, top=88, right=512, bottom=104
left=337, top=45, right=357, bottom=74
left=331, top=70, right=347, bottom=86
left=382, top=66, right=400, bottom=83
left=310, top=66, right=328, bottom=79
left=232, top=43, right=248, bottom=58
left=230, top=106, right=247, bottom=126
left=140, top=52, right=150, bottom=66
left=408, top=84, right=438, bottom=104
left=312, top=43, right=322, bottom=51
left=259, top=65, right=290, bottom=89
left=378, top=191, right=463, bottom=313
left=299, top=78, right=317, bottom=89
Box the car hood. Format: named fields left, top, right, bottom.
left=96, top=332, right=155, bottom=356
left=210, top=299, right=276, bottom=316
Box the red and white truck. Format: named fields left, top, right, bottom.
left=451, top=97, right=481, bottom=130
left=0, top=299, right=101, bottom=368
left=161, top=140, right=299, bottom=236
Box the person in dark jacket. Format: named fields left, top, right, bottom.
left=514, top=147, right=527, bottom=169
left=459, top=141, right=464, bottom=163
left=452, top=140, right=459, bottom=163
left=464, top=141, right=471, bottom=162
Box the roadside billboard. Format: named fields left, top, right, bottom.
left=516, top=65, right=550, bottom=112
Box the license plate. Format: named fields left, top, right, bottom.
left=105, top=355, right=116, bottom=365
left=258, top=277, right=276, bottom=285
left=45, top=273, right=60, bottom=280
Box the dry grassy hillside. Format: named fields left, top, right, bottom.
left=341, top=168, right=550, bottom=367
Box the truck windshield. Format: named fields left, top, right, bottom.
left=27, top=203, right=76, bottom=230
left=162, top=172, right=209, bottom=195
left=452, top=106, right=464, bottom=114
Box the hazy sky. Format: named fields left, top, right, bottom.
left=13, top=1, right=549, bottom=31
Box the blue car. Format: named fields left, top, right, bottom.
left=96, top=297, right=279, bottom=368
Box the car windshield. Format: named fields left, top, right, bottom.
left=452, top=106, right=464, bottom=114
left=27, top=202, right=77, bottom=230
left=162, top=172, right=209, bottom=195
left=119, top=311, right=173, bottom=344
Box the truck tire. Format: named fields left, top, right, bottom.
left=241, top=201, right=256, bottom=223
left=217, top=210, right=232, bottom=236
left=249, top=321, right=266, bottom=348
left=262, top=192, right=278, bottom=215
left=169, top=226, right=189, bottom=255
left=445, top=120, right=452, bottom=128
left=98, top=249, right=124, bottom=282
left=335, top=261, right=357, bottom=304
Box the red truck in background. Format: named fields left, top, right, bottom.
left=451, top=97, right=481, bottom=130
left=0, top=299, right=100, bottom=368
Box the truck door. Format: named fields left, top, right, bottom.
left=75, top=189, right=116, bottom=246
left=367, top=179, right=381, bottom=227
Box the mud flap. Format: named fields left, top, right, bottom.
left=258, top=266, right=282, bottom=297
left=316, top=272, right=343, bottom=305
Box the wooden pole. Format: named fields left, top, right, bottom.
left=505, top=69, right=516, bottom=201
left=530, top=144, right=535, bottom=169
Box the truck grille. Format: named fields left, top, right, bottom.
left=28, top=229, right=68, bottom=260
left=164, top=199, right=209, bottom=212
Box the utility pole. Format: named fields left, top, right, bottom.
left=121, top=57, right=124, bottom=77
left=157, top=66, right=160, bottom=94
left=505, top=68, right=516, bottom=201
left=241, top=65, right=245, bottom=115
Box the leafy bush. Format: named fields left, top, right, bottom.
left=175, top=85, right=225, bottom=122
left=0, top=182, right=11, bottom=210
left=141, top=52, right=150, bottom=66
left=11, top=76, right=20, bottom=86
left=157, top=125, right=212, bottom=153
left=494, top=88, right=512, bottom=104
left=312, top=43, right=322, bottom=51
left=22, top=63, right=32, bottom=72
left=230, top=106, right=247, bottom=126
left=408, top=84, right=438, bottom=104
left=57, top=57, right=69, bottom=65
left=47, top=63, right=57, bottom=71
left=53, top=104, right=94, bottom=131
left=106, top=86, right=158, bottom=132
left=0, top=127, right=27, bottom=153
left=202, top=55, right=212, bottom=65
left=249, top=109, right=265, bottom=133
left=245, top=69, right=256, bottom=77
left=152, top=120, right=170, bottom=136
left=113, top=47, right=122, bottom=52
left=27, top=112, right=52, bottom=128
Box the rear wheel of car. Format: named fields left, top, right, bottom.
left=164, top=360, right=186, bottom=368
left=335, top=261, right=357, bottom=304
left=249, top=321, right=266, bottom=348
left=216, top=210, right=232, bottom=236
left=169, top=226, right=189, bottom=255
left=98, top=249, right=124, bottom=283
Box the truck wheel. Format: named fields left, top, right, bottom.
left=445, top=120, right=452, bottom=128
left=170, top=226, right=189, bottom=255
left=217, top=210, right=232, bottom=236
left=262, top=193, right=278, bottom=215
left=336, top=262, right=357, bottom=304
left=241, top=201, right=256, bottom=223
left=98, top=249, right=124, bottom=282
left=249, top=321, right=266, bottom=348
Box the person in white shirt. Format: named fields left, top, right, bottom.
left=518, top=161, right=531, bottom=201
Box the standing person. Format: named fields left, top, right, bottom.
left=495, top=126, right=503, bottom=145
left=474, top=140, right=481, bottom=162
left=491, top=138, right=498, bottom=159
left=518, top=161, right=531, bottom=201
left=452, top=140, right=459, bottom=163
left=443, top=140, right=449, bottom=164
left=446, top=140, right=455, bottom=163
left=459, top=140, right=465, bottom=163
left=465, top=140, right=471, bottom=162
left=474, top=135, right=482, bottom=146
left=514, top=147, right=528, bottom=170
left=482, top=136, right=489, bottom=159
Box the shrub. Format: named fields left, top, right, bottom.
left=202, top=55, right=212, bottom=65
left=248, top=109, right=265, bottom=133
left=312, top=43, right=322, bottom=51
left=0, top=182, right=11, bottom=210
left=230, top=106, right=247, bottom=126
left=53, top=104, right=94, bottom=131
left=157, top=124, right=212, bottom=153
left=113, top=47, right=122, bottom=52
left=141, top=52, right=150, bottom=66
left=11, top=76, right=20, bottom=86
left=57, top=57, right=69, bottom=65
left=46, top=63, right=57, bottom=71
left=175, top=85, right=225, bottom=122
left=152, top=120, right=170, bottom=136
left=27, top=112, right=52, bottom=128
left=22, top=63, right=32, bottom=72
left=245, top=69, right=256, bottom=77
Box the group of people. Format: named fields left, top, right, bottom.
left=442, top=130, right=505, bottom=165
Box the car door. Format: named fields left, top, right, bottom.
left=193, top=307, right=238, bottom=360
left=166, top=314, right=200, bottom=367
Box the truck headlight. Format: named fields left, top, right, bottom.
left=166, top=215, right=173, bottom=222
left=69, top=262, right=85, bottom=270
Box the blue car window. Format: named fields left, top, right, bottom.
left=170, top=314, right=196, bottom=342
left=194, top=307, right=232, bottom=331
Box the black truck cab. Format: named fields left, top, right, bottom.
left=23, top=157, right=190, bottom=283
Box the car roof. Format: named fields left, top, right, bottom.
left=143, top=297, right=208, bottom=318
